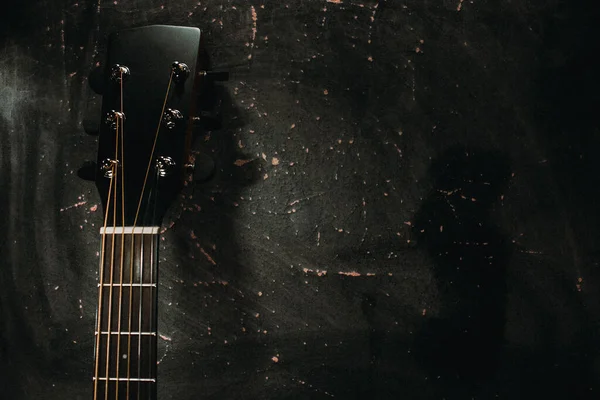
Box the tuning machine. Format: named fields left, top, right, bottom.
left=156, top=156, right=176, bottom=177
left=172, top=61, right=190, bottom=83
left=197, top=70, right=229, bottom=82
left=105, top=110, right=126, bottom=130
left=110, top=64, right=130, bottom=83
left=185, top=153, right=216, bottom=183
left=101, top=159, right=120, bottom=178
left=192, top=111, right=222, bottom=131
left=162, top=108, right=183, bottom=129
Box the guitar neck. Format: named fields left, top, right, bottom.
left=93, top=227, right=160, bottom=400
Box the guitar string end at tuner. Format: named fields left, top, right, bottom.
left=110, top=64, right=130, bottom=82
left=156, top=156, right=176, bottom=177
left=184, top=163, right=196, bottom=178
left=162, top=108, right=183, bottom=129
left=188, top=153, right=216, bottom=183
left=105, top=110, right=126, bottom=129
left=101, top=159, right=119, bottom=178
left=198, top=70, right=229, bottom=82
left=171, top=61, right=190, bottom=83
left=192, top=111, right=221, bottom=131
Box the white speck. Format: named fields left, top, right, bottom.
left=159, top=334, right=172, bottom=342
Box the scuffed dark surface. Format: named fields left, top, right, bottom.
left=1, top=1, right=599, bottom=399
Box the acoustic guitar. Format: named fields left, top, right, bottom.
left=84, top=24, right=225, bottom=399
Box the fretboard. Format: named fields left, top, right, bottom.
left=93, top=227, right=159, bottom=400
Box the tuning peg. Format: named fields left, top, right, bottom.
left=88, top=66, right=105, bottom=95
left=186, top=153, right=215, bottom=183
left=198, top=70, right=229, bottom=82
left=82, top=117, right=100, bottom=135
left=77, top=161, right=97, bottom=182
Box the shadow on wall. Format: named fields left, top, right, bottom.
left=158, top=84, right=268, bottom=400
left=412, top=146, right=511, bottom=399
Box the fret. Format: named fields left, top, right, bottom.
left=99, top=285, right=155, bottom=332
left=94, top=229, right=158, bottom=399
left=93, top=377, right=156, bottom=382
left=100, top=226, right=160, bottom=234
left=98, top=283, right=157, bottom=287
left=93, top=379, right=155, bottom=399
left=100, top=232, right=156, bottom=284
left=96, top=319, right=157, bottom=377
left=96, top=331, right=157, bottom=336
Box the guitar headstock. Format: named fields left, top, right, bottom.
left=90, top=25, right=209, bottom=227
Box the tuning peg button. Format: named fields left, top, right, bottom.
left=163, top=109, right=183, bottom=129
left=193, top=112, right=222, bottom=131
left=186, top=153, right=215, bottom=183
left=198, top=70, right=229, bottom=82
left=77, top=161, right=97, bottom=182
left=88, top=66, right=105, bottom=95
left=82, top=117, right=100, bottom=135
left=172, top=62, right=190, bottom=83
left=110, top=64, right=130, bottom=83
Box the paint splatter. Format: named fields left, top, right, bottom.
left=234, top=159, right=253, bottom=166
left=248, top=5, right=258, bottom=60
left=303, top=268, right=327, bottom=276
left=159, top=334, right=172, bottom=342
left=60, top=200, right=87, bottom=212
left=338, top=271, right=361, bottom=277
left=576, top=277, right=583, bottom=292
left=199, top=247, right=216, bottom=265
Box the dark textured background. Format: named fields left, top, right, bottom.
left=1, top=1, right=599, bottom=399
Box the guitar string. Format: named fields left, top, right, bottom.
left=132, top=70, right=174, bottom=227
left=137, top=228, right=144, bottom=399
left=148, top=173, right=159, bottom=391
left=141, top=173, right=161, bottom=398
left=149, top=231, right=154, bottom=393
left=94, top=68, right=173, bottom=399
left=125, top=76, right=134, bottom=398
left=126, top=232, right=135, bottom=400
left=115, top=70, right=126, bottom=400
left=124, top=70, right=172, bottom=399
left=117, top=69, right=135, bottom=399
left=93, top=155, right=117, bottom=400
left=103, top=117, right=120, bottom=399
